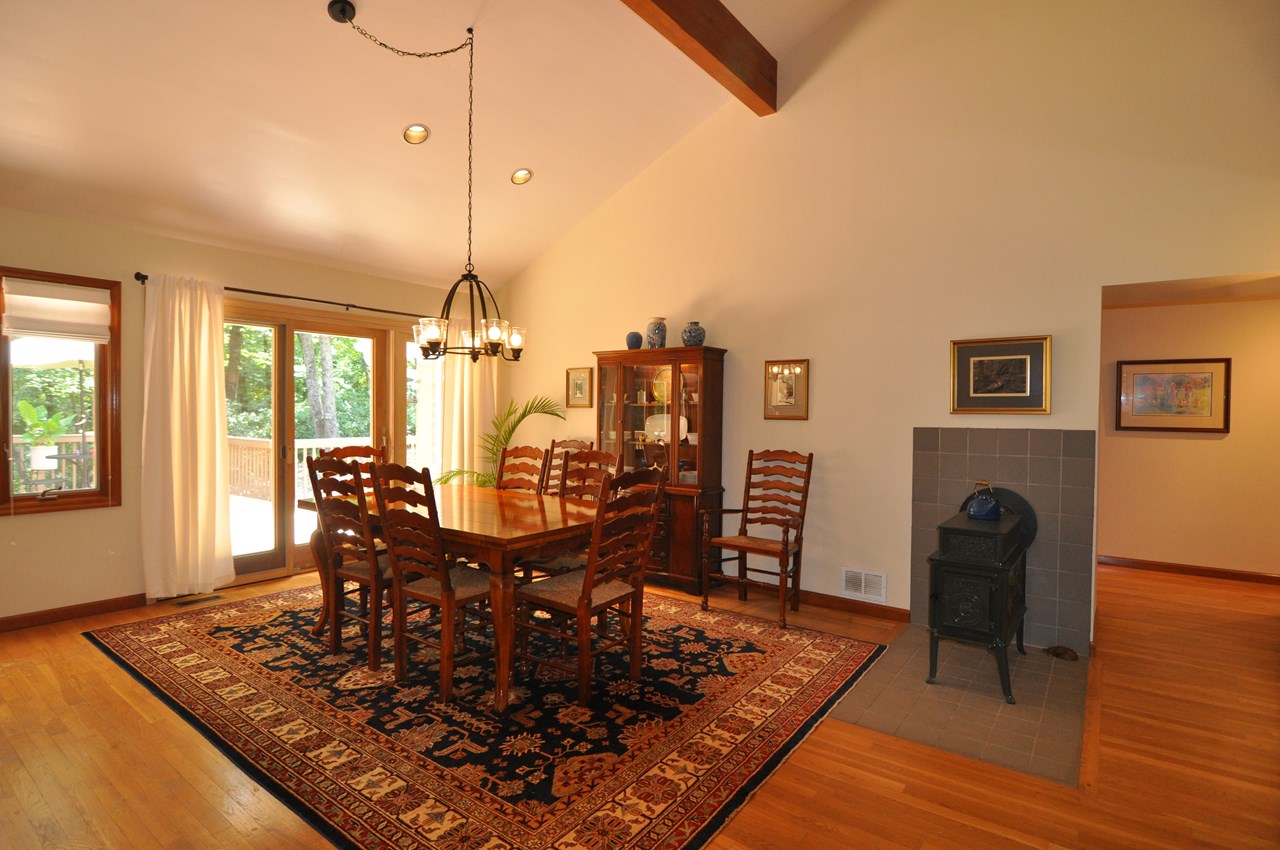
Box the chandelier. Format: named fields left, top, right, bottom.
left=329, top=1, right=525, bottom=362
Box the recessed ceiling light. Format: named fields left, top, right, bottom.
left=403, top=124, right=430, bottom=144
left=511, top=168, right=533, bottom=185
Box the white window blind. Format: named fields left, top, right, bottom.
left=2, top=276, right=112, bottom=342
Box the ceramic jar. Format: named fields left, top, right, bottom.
left=626, top=331, right=643, bottom=349
left=645, top=317, right=667, bottom=349
left=681, top=321, right=705, bottom=346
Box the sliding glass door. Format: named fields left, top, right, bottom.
left=225, top=321, right=280, bottom=572
left=292, top=330, right=376, bottom=544
left=224, top=303, right=392, bottom=579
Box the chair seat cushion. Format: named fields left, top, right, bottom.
left=403, top=565, right=491, bottom=605
left=335, top=552, right=392, bottom=582
left=710, top=535, right=799, bottom=558
left=515, top=569, right=633, bottom=611
left=520, top=550, right=587, bottom=576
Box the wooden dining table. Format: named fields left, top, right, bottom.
left=304, top=484, right=599, bottom=710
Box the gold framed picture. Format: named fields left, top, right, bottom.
left=566, top=367, right=593, bottom=409
left=764, top=359, right=808, bottom=420
left=950, top=335, right=1051, bottom=414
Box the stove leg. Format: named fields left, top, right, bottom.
left=926, top=630, right=939, bottom=684
left=995, top=642, right=1015, bottom=704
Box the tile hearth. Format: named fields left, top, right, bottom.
left=829, top=624, right=1088, bottom=785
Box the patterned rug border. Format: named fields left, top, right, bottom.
left=84, top=626, right=363, bottom=850
left=84, top=588, right=885, bottom=850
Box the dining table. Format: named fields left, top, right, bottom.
left=304, top=484, right=599, bottom=711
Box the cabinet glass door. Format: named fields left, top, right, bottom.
left=677, top=363, right=700, bottom=485
left=599, top=363, right=621, bottom=460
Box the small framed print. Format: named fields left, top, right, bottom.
left=1116, top=358, right=1230, bottom=432
left=950, top=335, right=1051, bottom=414
left=764, top=359, right=809, bottom=420
left=566, top=367, right=593, bottom=409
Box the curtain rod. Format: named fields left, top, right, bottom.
left=132, top=272, right=423, bottom=320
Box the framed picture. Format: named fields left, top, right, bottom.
left=764, top=359, right=809, bottom=420
left=565, top=367, right=593, bottom=409
left=1116, top=358, right=1230, bottom=432
left=950, top=335, right=1051, bottom=414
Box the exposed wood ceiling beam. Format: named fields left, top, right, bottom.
left=620, top=0, right=777, bottom=116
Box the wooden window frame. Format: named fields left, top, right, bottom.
left=1, top=266, right=122, bottom=515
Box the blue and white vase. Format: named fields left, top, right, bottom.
left=681, top=321, right=705, bottom=346
left=645, top=317, right=667, bottom=349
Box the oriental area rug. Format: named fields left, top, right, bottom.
left=85, top=587, right=883, bottom=850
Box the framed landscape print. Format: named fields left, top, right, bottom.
left=1116, top=358, right=1230, bottom=432
left=566, top=367, right=593, bottom=409
left=950, top=335, right=1051, bottom=414
left=764, top=359, right=809, bottom=420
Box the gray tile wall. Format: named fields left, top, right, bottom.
left=911, top=428, right=1095, bottom=656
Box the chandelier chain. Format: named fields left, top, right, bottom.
left=345, top=20, right=470, bottom=60
left=466, top=29, right=474, bottom=272
left=335, top=11, right=518, bottom=361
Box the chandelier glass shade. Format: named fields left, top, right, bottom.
left=413, top=272, right=526, bottom=362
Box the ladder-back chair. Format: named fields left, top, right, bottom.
left=307, top=454, right=392, bottom=667
left=699, top=449, right=814, bottom=628
left=496, top=445, right=547, bottom=494
left=306, top=445, right=387, bottom=637
left=541, top=438, right=592, bottom=494
left=556, top=449, right=619, bottom=502
left=371, top=462, right=492, bottom=701
left=514, top=466, right=666, bottom=705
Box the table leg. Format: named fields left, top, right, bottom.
left=310, top=529, right=330, bottom=638
left=486, top=550, right=516, bottom=711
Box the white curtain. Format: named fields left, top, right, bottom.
left=141, top=275, right=235, bottom=598
left=442, top=355, right=496, bottom=479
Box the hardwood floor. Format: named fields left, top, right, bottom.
left=1, top=566, right=1276, bottom=849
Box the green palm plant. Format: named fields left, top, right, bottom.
left=436, top=395, right=565, bottom=487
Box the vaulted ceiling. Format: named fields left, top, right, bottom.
left=0, top=0, right=850, bottom=288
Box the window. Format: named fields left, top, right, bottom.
left=2, top=267, right=121, bottom=514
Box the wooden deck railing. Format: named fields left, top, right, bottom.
left=9, top=434, right=96, bottom=494
left=227, top=436, right=382, bottom=499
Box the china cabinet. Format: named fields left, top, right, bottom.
left=594, top=346, right=725, bottom=592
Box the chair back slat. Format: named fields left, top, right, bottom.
left=322, top=444, right=386, bottom=475
left=541, top=438, right=593, bottom=493
left=579, top=466, right=666, bottom=598
left=558, top=449, right=619, bottom=502
left=370, top=462, right=453, bottom=591
left=737, top=449, right=814, bottom=540
left=496, top=445, right=547, bottom=493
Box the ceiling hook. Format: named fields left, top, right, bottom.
left=327, top=1, right=355, bottom=24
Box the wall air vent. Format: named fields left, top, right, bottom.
left=843, top=568, right=887, bottom=603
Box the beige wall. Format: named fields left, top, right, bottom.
left=4, top=0, right=1279, bottom=619
left=1098, top=296, right=1280, bottom=573
left=0, top=207, right=444, bottom=619
left=504, top=0, right=1280, bottom=609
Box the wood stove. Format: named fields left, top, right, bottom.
left=927, top=488, right=1036, bottom=704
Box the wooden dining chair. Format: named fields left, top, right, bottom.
left=540, top=438, right=592, bottom=494
left=307, top=454, right=392, bottom=668
left=495, top=444, right=547, bottom=494
left=556, top=449, right=619, bottom=501
left=699, top=449, right=814, bottom=628
left=307, top=444, right=387, bottom=637
left=514, top=466, right=666, bottom=705
left=370, top=462, right=492, bottom=700
left=513, top=448, right=621, bottom=581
